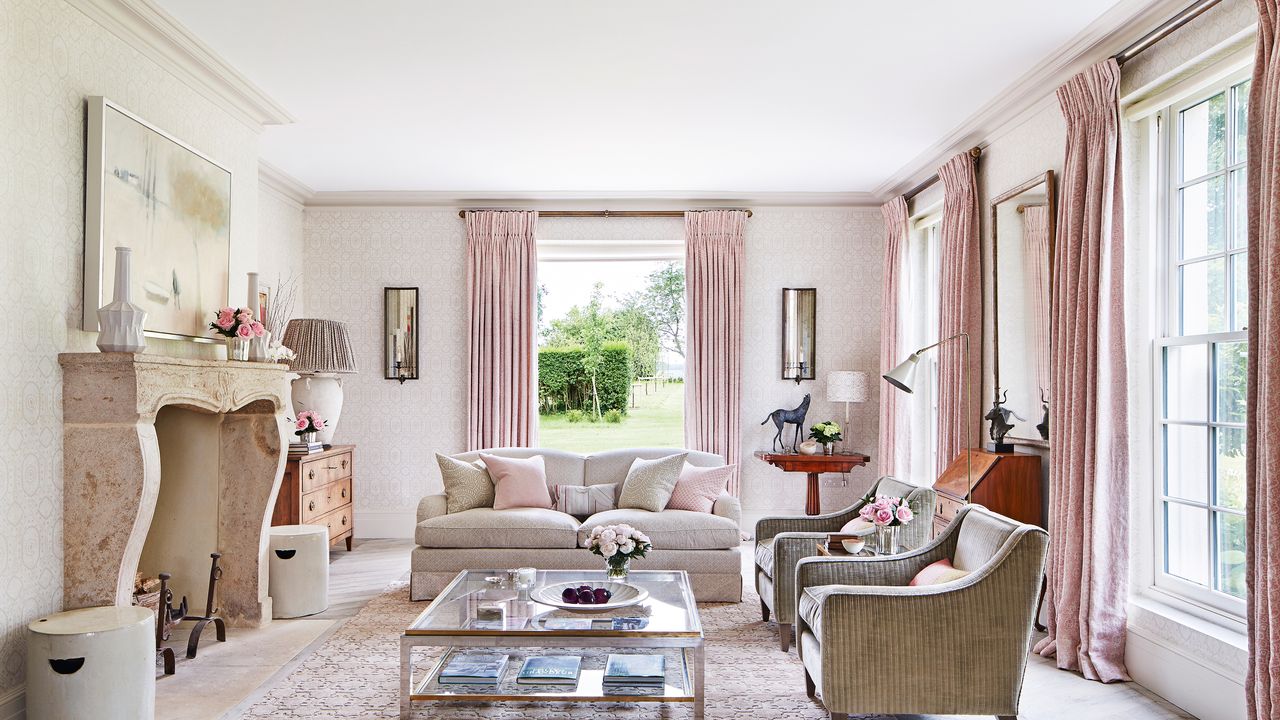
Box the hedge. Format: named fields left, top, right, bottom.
left=538, top=342, right=633, bottom=414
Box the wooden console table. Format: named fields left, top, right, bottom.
left=754, top=451, right=871, bottom=515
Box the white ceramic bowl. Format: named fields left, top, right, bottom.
left=841, top=539, right=866, bottom=554
left=529, top=581, right=650, bottom=613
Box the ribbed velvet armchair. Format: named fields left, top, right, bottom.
left=794, top=505, right=1048, bottom=720
left=753, top=476, right=935, bottom=651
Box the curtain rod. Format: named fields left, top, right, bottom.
left=902, top=146, right=983, bottom=203
left=1113, top=0, right=1223, bottom=66
left=456, top=209, right=752, bottom=219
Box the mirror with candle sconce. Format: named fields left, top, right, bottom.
left=781, top=288, right=816, bottom=383
left=991, top=170, right=1055, bottom=446
left=384, top=287, right=419, bottom=383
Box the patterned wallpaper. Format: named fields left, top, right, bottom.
left=304, top=207, right=885, bottom=527
left=0, top=0, right=293, bottom=695
left=257, top=185, right=307, bottom=319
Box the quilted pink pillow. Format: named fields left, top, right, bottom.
left=665, top=463, right=735, bottom=513
left=909, top=559, right=971, bottom=586
left=481, top=454, right=552, bottom=510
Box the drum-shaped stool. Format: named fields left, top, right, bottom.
left=27, top=606, right=155, bottom=720
left=269, top=524, right=330, bottom=618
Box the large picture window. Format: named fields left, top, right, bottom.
left=897, top=218, right=941, bottom=484
left=1154, top=74, right=1250, bottom=615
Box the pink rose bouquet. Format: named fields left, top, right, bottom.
left=290, top=409, right=325, bottom=437
left=208, top=306, right=266, bottom=339
left=858, top=494, right=916, bottom=528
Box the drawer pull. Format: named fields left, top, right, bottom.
left=308, top=500, right=316, bottom=512
left=341, top=515, right=348, bottom=526
left=341, top=488, right=347, bottom=499
left=327, top=465, right=339, bottom=470
left=341, top=459, right=348, bottom=470
left=308, top=469, right=315, bottom=480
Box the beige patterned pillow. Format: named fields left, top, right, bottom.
left=435, top=453, right=494, bottom=514
left=617, top=453, right=688, bottom=512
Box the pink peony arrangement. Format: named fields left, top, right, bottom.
left=585, top=523, right=652, bottom=565
left=291, top=410, right=325, bottom=437
left=209, top=306, right=266, bottom=339
left=858, top=495, right=915, bottom=527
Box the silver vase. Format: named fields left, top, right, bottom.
left=226, top=336, right=249, bottom=362
left=875, top=525, right=899, bottom=554
left=96, top=247, right=147, bottom=352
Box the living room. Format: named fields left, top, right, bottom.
left=1, top=0, right=1274, bottom=718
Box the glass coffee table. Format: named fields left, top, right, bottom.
left=399, top=569, right=705, bottom=719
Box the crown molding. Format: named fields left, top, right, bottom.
left=65, top=0, right=296, bottom=129
left=258, top=161, right=313, bottom=206
left=873, top=0, right=1198, bottom=201
left=303, top=189, right=878, bottom=209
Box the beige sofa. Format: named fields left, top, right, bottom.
left=411, top=447, right=743, bottom=602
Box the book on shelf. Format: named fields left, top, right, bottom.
left=541, top=617, right=593, bottom=631
left=603, top=654, right=665, bottom=685
left=437, top=653, right=509, bottom=685
left=516, top=656, right=582, bottom=685
left=467, top=617, right=529, bottom=631
left=610, top=617, right=649, bottom=631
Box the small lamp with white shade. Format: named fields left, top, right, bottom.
left=282, top=319, right=358, bottom=446
left=825, top=370, right=868, bottom=454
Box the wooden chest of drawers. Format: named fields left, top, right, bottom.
left=272, top=444, right=355, bottom=550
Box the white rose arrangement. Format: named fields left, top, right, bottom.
left=585, top=523, right=652, bottom=577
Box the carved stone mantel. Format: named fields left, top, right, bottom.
left=60, top=352, right=291, bottom=627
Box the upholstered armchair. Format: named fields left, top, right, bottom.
left=753, top=476, right=935, bottom=651
left=793, top=505, right=1048, bottom=720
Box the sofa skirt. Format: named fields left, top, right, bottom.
left=410, top=546, right=743, bottom=603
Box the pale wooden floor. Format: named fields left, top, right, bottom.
left=170, top=537, right=1195, bottom=719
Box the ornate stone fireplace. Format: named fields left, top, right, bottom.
left=60, top=353, right=290, bottom=627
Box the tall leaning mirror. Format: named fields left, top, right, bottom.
left=781, top=288, right=816, bottom=382
left=991, top=170, right=1055, bottom=446
left=384, top=287, right=419, bottom=383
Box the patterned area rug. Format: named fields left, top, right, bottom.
left=241, top=581, right=885, bottom=719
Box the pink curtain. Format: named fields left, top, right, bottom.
left=684, top=210, right=746, bottom=496
left=1034, top=58, right=1129, bottom=683
left=1247, top=2, right=1280, bottom=715
left=466, top=210, right=538, bottom=450
left=1023, top=205, right=1053, bottom=397
left=936, top=152, right=982, bottom=476
left=879, top=196, right=909, bottom=478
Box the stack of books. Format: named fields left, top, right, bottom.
left=288, top=441, right=323, bottom=455
left=437, top=653, right=509, bottom=685
left=603, top=654, right=666, bottom=686
left=516, top=656, right=582, bottom=686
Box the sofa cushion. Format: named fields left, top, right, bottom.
left=482, top=453, right=553, bottom=510
left=666, top=463, right=735, bottom=513
left=436, top=453, right=493, bottom=514
left=415, top=508, right=580, bottom=548
left=754, top=537, right=775, bottom=577
left=617, top=453, right=687, bottom=512
left=577, top=508, right=740, bottom=550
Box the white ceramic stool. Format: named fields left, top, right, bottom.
left=27, top=606, right=155, bottom=720
left=269, top=524, right=330, bottom=618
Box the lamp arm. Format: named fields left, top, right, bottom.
left=910, top=332, right=970, bottom=358
left=911, top=331, right=974, bottom=501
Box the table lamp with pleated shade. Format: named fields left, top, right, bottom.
left=282, top=319, right=358, bottom=445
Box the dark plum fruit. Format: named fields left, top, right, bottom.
left=578, top=585, right=592, bottom=593
left=577, top=589, right=595, bottom=604
left=561, top=587, right=578, bottom=601
left=562, top=592, right=578, bottom=604
left=592, top=588, right=610, bottom=603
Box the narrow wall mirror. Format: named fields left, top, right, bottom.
left=781, top=288, right=816, bottom=383
left=991, top=170, right=1055, bottom=446
left=384, top=287, right=419, bottom=383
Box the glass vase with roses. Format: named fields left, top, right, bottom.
left=858, top=494, right=915, bottom=554
left=209, top=307, right=266, bottom=362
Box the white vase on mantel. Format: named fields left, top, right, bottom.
left=96, top=246, right=147, bottom=353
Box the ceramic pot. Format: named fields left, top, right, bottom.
left=96, top=247, right=147, bottom=352
left=798, top=440, right=820, bottom=455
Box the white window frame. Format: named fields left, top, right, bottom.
left=898, top=215, right=941, bottom=485
left=1151, top=70, right=1250, bottom=619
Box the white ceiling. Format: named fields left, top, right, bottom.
left=156, top=0, right=1123, bottom=195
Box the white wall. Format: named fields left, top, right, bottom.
left=0, top=0, right=300, bottom=697
left=304, top=206, right=885, bottom=534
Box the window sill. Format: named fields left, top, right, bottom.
left=1129, top=588, right=1247, bottom=652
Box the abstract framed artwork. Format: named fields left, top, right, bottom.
left=82, top=96, right=231, bottom=342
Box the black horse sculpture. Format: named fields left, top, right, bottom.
left=985, top=388, right=1024, bottom=450
left=761, top=394, right=811, bottom=453
left=1036, top=388, right=1050, bottom=441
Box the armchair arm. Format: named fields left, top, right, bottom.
left=794, top=541, right=951, bottom=590
left=417, top=494, right=447, bottom=524
left=755, top=503, right=863, bottom=542
left=711, top=492, right=741, bottom=527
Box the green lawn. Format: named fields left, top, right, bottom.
left=539, top=382, right=684, bottom=452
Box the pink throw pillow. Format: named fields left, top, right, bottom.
left=665, top=463, right=735, bottom=513
left=481, top=454, right=552, bottom=510
left=909, top=559, right=971, bottom=587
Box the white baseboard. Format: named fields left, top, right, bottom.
left=1126, top=628, right=1245, bottom=720
left=355, top=509, right=416, bottom=539
left=0, top=686, right=24, bottom=720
